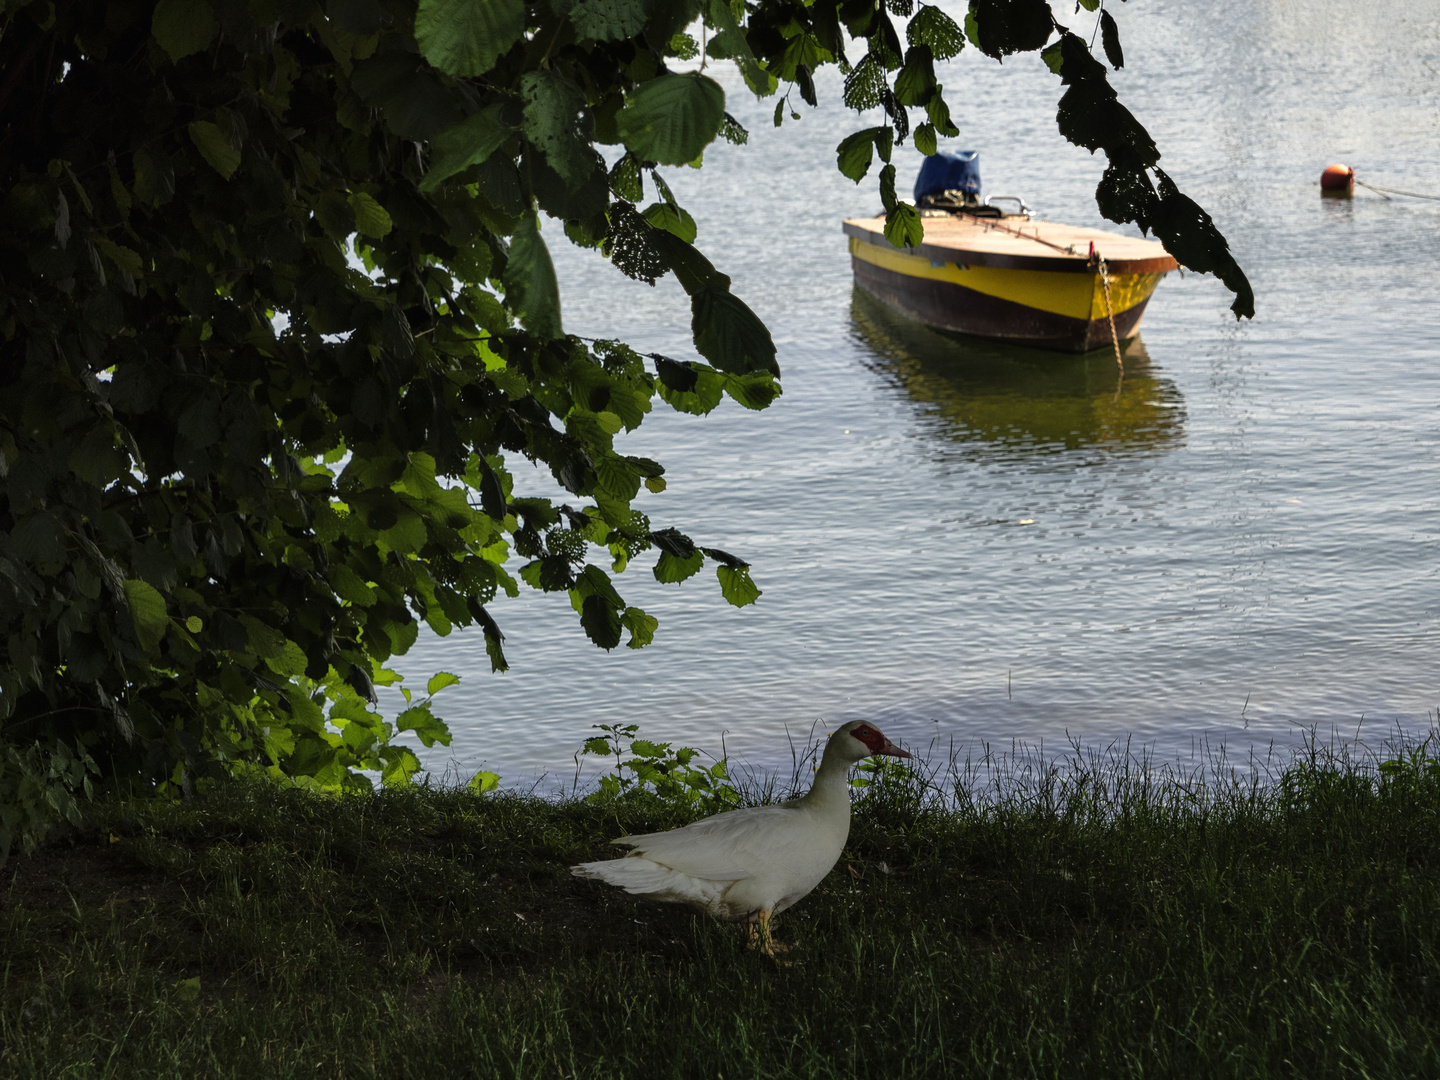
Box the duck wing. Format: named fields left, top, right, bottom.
left=611, top=804, right=802, bottom=881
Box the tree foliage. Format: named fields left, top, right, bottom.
left=0, top=0, right=1249, bottom=856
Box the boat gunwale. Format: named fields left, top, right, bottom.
left=842, top=218, right=1180, bottom=276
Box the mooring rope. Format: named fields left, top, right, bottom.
left=1356, top=179, right=1440, bottom=202
left=1098, top=254, right=1123, bottom=379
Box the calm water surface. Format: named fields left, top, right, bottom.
left=395, top=0, right=1440, bottom=788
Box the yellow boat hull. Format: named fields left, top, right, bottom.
left=844, top=218, right=1174, bottom=353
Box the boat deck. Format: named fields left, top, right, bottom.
left=842, top=214, right=1179, bottom=275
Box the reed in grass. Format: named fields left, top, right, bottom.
left=3, top=732, right=1439, bottom=1079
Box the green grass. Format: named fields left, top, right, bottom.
left=4, top=739, right=1440, bottom=1079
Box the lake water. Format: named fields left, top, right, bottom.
left=392, top=0, right=1440, bottom=790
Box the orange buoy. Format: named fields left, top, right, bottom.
left=1320, top=163, right=1355, bottom=197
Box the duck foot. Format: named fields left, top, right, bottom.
left=745, top=910, right=793, bottom=963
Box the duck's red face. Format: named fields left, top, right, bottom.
left=850, top=724, right=913, bottom=759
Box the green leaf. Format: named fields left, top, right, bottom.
left=1041, top=40, right=1064, bottom=75
left=716, top=564, right=761, bottom=607
left=426, top=671, right=461, bottom=696
left=468, top=769, right=500, bottom=793
left=836, top=129, right=876, bottom=182
left=836, top=126, right=893, bottom=185
left=265, top=639, right=309, bottom=678
left=704, top=0, right=774, bottom=95
left=691, top=288, right=779, bottom=376
left=879, top=162, right=899, bottom=213
left=894, top=45, right=937, bottom=107
left=569, top=0, right=649, bottom=41
left=616, top=73, right=726, bottom=167
left=653, top=550, right=702, bottom=584
left=641, top=201, right=697, bottom=243
left=421, top=103, right=509, bottom=192
left=123, top=579, right=168, bottom=648
left=502, top=211, right=563, bottom=341
left=621, top=607, right=657, bottom=648
left=907, top=4, right=965, bottom=61
left=397, top=704, right=452, bottom=748
left=654, top=358, right=724, bottom=415
left=522, top=70, right=593, bottom=184
left=580, top=593, right=622, bottom=650
left=93, top=237, right=143, bottom=279
left=416, top=0, right=524, bottom=77
left=576, top=564, right=625, bottom=607
left=926, top=89, right=959, bottom=137
left=187, top=121, right=240, bottom=179
left=653, top=548, right=703, bottom=583
left=348, top=192, right=392, bottom=238
left=380, top=747, right=423, bottom=786
left=884, top=201, right=925, bottom=249
left=843, top=54, right=887, bottom=112
left=152, top=0, right=217, bottom=62
left=607, top=153, right=644, bottom=201
left=650, top=231, right=730, bottom=295
left=913, top=122, right=937, bottom=157
left=185, top=615, right=204, bottom=634
left=724, top=371, right=782, bottom=411
left=330, top=564, right=377, bottom=607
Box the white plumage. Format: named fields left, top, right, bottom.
left=570, top=720, right=911, bottom=954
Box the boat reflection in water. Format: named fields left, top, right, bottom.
left=850, top=287, right=1185, bottom=462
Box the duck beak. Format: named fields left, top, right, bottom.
left=879, top=738, right=913, bottom=760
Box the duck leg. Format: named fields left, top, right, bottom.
left=746, top=909, right=791, bottom=958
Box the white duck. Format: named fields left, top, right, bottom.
left=570, top=720, right=911, bottom=956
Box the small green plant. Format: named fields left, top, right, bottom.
left=0, top=736, right=98, bottom=860
left=1378, top=738, right=1440, bottom=801
left=850, top=752, right=924, bottom=818
left=580, top=723, right=739, bottom=811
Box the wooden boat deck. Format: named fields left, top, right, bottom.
left=842, top=214, right=1179, bottom=275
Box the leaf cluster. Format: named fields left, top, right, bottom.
left=0, top=0, right=1249, bottom=852
left=0, top=0, right=778, bottom=851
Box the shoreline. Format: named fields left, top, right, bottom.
left=4, top=750, right=1439, bottom=1077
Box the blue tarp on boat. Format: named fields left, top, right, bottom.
left=914, top=150, right=981, bottom=201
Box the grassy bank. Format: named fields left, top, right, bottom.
left=3, top=743, right=1440, bottom=1079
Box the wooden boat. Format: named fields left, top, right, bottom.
left=842, top=210, right=1179, bottom=354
